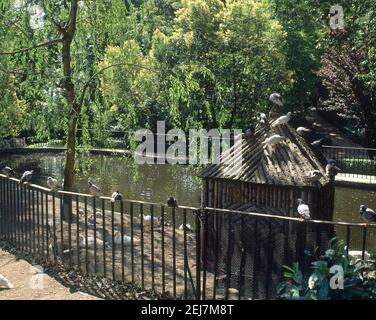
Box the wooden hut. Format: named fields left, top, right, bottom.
left=200, top=121, right=335, bottom=220
left=198, top=120, right=336, bottom=299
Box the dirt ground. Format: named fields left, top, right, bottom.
left=0, top=248, right=100, bottom=300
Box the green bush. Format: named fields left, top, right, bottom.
left=277, top=238, right=376, bottom=300
left=337, top=158, right=376, bottom=176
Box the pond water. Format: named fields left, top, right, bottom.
left=1, top=152, right=376, bottom=251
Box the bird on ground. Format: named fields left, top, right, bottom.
left=113, top=231, right=133, bottom=246
left=88, top=178, right=101, bottom=197
left=179, top=224, right=193, bottom=232
left=325, top=159, right=341, bottom=179
left=256, top=112, right=267, bottom=124
left=262, top=135, right=286, bottom=149
left=271, top=112, right=292, bottom=127
left=167, top=197, right=178, bottom=208
left=47, top=177, right=58, bottom=190
left=359, top=205, right=376, bottom=224
left=143, top=215, right=159, bottom=230
left=297, top=199, right=311, bottom=220
left=296, top=127, right=312, bottom=135
left=311, top=138, right=325, bottom=148
left=304, top=170, right=323, bottom=182
left=348, top=250, right=371, bottom=265
left=111, top=190, right=123, bottom=203
left=79, top=236, right=110, bottom=249
left=0, top=274, right=14, bottom=289
left=269, top=93, right=284, bottom=107
left=1, top=166, right=15, bottom=177
left=19, top=170, right=34, bottom=185
left=77, top=208, right=85, bottom=216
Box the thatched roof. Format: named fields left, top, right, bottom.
left=200, top=121, right=330, bottom=188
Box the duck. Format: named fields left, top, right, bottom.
left=271, top=112, right=291, bottom=127
left=47, top=177, right=58, bottom=190
left=359, top=205, right=376, bottom=224
left=1, top=166, right=15, bottom=177
left=0, top=274, right=14, bottom=289
left=297, top=199, right=311, bottom=220
left=19, top=170, right=34, bottom=185
left=88, top=178, right=101, bottom=197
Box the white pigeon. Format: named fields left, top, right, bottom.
left=304, top=170, right=322, bottom=182
left=114, top=231, right=132, bottom=246
left=256, top=112, right=267, bottom=124
left=1, top=166, right=15, bottom=177
left=296, top=127, right=311, bottom=134
left=47, top=177, right=58, bottom=190
left=179, top=224, right=193, bottom=232
left=262, top=135, right=286, bottom=148
left=0, top=274, right=14, bottom=289
left=271, top=112, right=291, bottom=127
left=79, top=236, right=109, bottom=249
left=19, top=170, right=33, bottom=185
left=143, top=215, right=159, bottom=230
left=269, top=93, right=284, bottom=107
left=111, top=190, right=123, bottom=203
left=88, top=178, right=101, bottom=197
left=348, top=250, right=371, bottom=265
left=297, top=199, right=311, bottom=220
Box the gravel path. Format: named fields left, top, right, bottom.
left=0, top=248, right=100, bottom=300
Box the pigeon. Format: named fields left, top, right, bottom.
left=348, top=250, right=371, bottom=265
left=359, top=205, right=376, bottom=223
left=0, top=274, right=13, bottom=289
left=311, top=138, right=325, bottom=148
left=325, top=159, right=341, bottom=178
left=111, top=190, right=123, bottom=203
left=1, top=166, right=15, bottom=177
left=245, top=128, right=253, bottom=137
left=19, top=170, right=33, bottom=185
left=179, top=224, right=193, bottom=232
left=256, top=112, right=267, bottom=124
left=79, top=236, right=110, bottom=249
left=297, top=199, right=311, bottom=220
left=143, top=215, right=159, bottom=230
left=269, top=93, right=284, bottom=107
left=262, top=135, right=286, bottom=148
left=271, top=112, right=291, bottom=127
left=167, top=197, right=178, bottom=208
left=304, top=170, right=322, bottom=182
left=88, top=178, right=101, bottom=197
left=113, top=231, right=134, bottom=246
left=296, top=127, right=311, bottom=135
left=47, top=177, right=58, bottom=190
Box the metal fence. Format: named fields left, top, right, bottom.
left=0, top=174, right=375, bottom=300
left=322, top=145, right=376, bottom=182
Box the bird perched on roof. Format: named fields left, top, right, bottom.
left=111, top=190, right=123, bottom=203
left=325, top=159, right=341, bottom=179
left=269, top=93, right=284, bottom=107
left=0, top=274, right=14, bottom=289
left=304, top=170, right=323, bottom=182
left=296, top=127, right=312, bottom=135
left=88, top=178, right=101, bottom=197
left=256, top=112, right=267, bottom=124
left=245, top=128, right=253, bottom=137
left=47, top=177, right=58, bottom=190
left=167, top=197, right=178, bottom=208
left=19, top=170, right=33, bottom=185
left=271, top=112, right=291, bottom=127
left=1, top=166, right=15, bottom=177
left=179, top=224, right=193, bottom=232
left=359, top=205, right=376, bottom=224
left=262, top=135, right=286, bottom=149
left=297, top=199, right=311, bottom=220
left=311, top=138, right=325, bottom=148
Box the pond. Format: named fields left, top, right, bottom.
left=1, top=152, right=376, bottom=251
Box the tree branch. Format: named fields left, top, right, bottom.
left=76, top=62, right=154, bottom=109
left=0, top=39, right=63, bottom=56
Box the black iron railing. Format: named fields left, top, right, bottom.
left=0, top=174, right=375, bottom=300
left=322, top=145, right=376, bottom=181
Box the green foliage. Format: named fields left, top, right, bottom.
left=337, top=158, right=376, bottom=176
left=277, top=238, right=376, bottom=300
